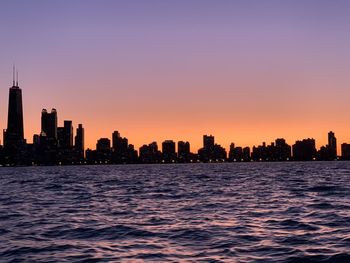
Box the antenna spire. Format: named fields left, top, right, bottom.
left=12, top=65, right=15, bottom=86
left=16, top=70, right=18, bottom=86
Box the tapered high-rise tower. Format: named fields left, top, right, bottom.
left=4, top=67, right=24, bottom=148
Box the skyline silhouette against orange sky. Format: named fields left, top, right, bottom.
left=1, top=1, right=350, bottom=151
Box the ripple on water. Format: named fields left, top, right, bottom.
left=0, top=162, right=350, bottom=262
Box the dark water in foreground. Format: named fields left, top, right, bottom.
left=1, top=163, right=350, bottom=262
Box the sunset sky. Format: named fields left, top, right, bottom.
left=1, top=0, right=350, bottom=151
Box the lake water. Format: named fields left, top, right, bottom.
left=1, top=162, right=350, bottom=262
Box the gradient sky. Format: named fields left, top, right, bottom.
left=1, top=0, right=350, bottom=151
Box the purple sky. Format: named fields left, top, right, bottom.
left=1, top=0, right=350, bottom=150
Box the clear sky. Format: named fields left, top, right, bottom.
left=1, top=0, right=350, bottom=151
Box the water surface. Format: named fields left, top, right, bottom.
left=1, top=162, right=350, bottom=262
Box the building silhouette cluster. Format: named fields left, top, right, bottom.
left=2, top=71, right=350, bottom=166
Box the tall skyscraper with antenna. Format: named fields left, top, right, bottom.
left=4, top=66, right=25, bottom=148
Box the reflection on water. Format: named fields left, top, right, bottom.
left=1, top=162, right=350, bottom=262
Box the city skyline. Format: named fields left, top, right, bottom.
left=3, top=69, right=350, bottom=166
left=1, top=68, right=350, bottom=154
left=1, top=1, right=350, bottom=151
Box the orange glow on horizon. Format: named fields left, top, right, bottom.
left=1, top=0, right=350, bottom=154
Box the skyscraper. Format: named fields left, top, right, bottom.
left=111, top=130, right=129, bottom=163
left=178, top=141, right=191, bottom=162
left=328, top=131, right=337, bottom=159
left=112, top=131, right=127, bottom=153
left=112, top=131, right=120, bottom=148
left=162, top=140, right=176, bottom=162
left=341, top=143, right=350, bottom=160
left=58, top=120, right=73, bottom=149
left=203, top=135, right=214, bottom=150
left=64, top=121, right=73, bottom=148
left=162, top=140, right=176, bottom=155
left=96, top=138, right=111, bottom=152
left=4, top=67, right=24, bottom=148
left=41, top=108, right=57, bottom=139
left=292, top=138, right=317, bottom=161
left=275, top=138, right=291, bottom=161
left=178, top=141, right=190, bottom=155
left=199, top=135, right=226, bottom=162
left=75, top=124, right=84, bottom=157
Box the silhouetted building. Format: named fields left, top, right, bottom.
left=243, top=147, right=251, bottom=161
left=33, top=134, right=40, bottom=145
left=274, top=138, right=291, bottom=161
left=341, top=143, right=350, bottom=160
left=251, top=142, right=268, bottom=161
left=4, top=70, right=25, bottom=148
left=58, top=120, right=73, bottom=149
left=317, top=131, right=338, bottom=161
left=203, top=135, right=214, bottom=151
left=57, top=127, right=64, bottom=145
left=250, top=139, right=290, bottom=162
left=293, top=138, right=316, bottom=161
left=149, top=142, right=158, bottom=153
left=162, top=140, right=176, bottom=162
left=229, top=143, right=244, bottom=161
left=85, top=149, right=97, bottom=164
left=64, top=120, right=73, bottom=148
left=75, top=124, right=84, bottom=159
left=229, top=144, right=251, bottom=162
left=111, top=131, right=136, bottom=163
left=139, top=142, right=162, bottom=163
left=41, top=108, right=57, bottom=139
left=318, top=146, right=329, bottom=161
left=3, top=69, right=27, bottom=165
left=33, top=108, right=60, bottom=165
left=0, top=144, right=4, bottom=163
left=97, top=138, right=111, bottom=152
left=90, top=138, right=111, bottom=163
left=126, top=144, right=138, bottom=163
left=328, top=131, right=337, bottom=159
left=139, top=145, right=150, bottom=163
left=112, top=131, right=120, bottom=148
left=198, top=135, right=226, bottom=162
left=178, top=141, right=191, bottom=162
left=34, top=131, right=59, bottom=165
left=112, top=131, right=128, bottom=155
